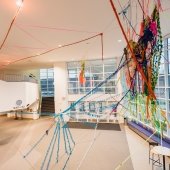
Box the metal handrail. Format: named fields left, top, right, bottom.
left=0, top=73, right=38, bottom=83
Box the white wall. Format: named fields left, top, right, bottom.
left=0, top=80, right=39, bottom=113
left=54, top=62, right=68, bottom=113
left=25, top=82, right=39, bottom=106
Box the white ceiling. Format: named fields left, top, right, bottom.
left=0, top=0, right=170, bottom=70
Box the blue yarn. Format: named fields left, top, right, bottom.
left=56, top=123, right=60, bottom=163
left=40, top=123, right=58, bottom=170
left=65, top=123, right=75, bottom=145
left=62, top=125, right=68, bottom=154
left=23, top=122, right=56, bottom=158
left=62, top=153, right=72, bottom=170
left=64, top=124, right=72, bottom=154
left=61, top=116, right=75, bottom=146
left=23, top=133, right=46, bottom=158
left=46, top=123, right=60, bottom=170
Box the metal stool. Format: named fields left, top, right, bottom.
left=150, top=145, right=163, bottom=170
left=149, top=141, right=158, bottom=164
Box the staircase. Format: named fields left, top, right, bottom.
left=41, top=97, right=55, bottom=115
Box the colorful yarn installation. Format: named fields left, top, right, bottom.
left=123, top=5, right=162, bottom=119
left=79, top=61, right=86, bottom=85
left=109, top=0, right=168, bottom=132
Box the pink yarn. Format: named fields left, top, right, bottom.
left=149, top=21, right=157, bottom=36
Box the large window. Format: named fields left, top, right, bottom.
left=128, top=37, right=170, bottom=137
left=68, top=101, right=107, bottom=114
left=67, top=58, right=118, bottom=94
left=154, top=37, right=170, bottom=135
left=40, top=68, right=54, bottom=97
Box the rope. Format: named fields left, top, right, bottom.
left=23, top=133, right=46, bottom=159
left=2, top=33, right=102, bottom=68
left=117, top=0, right=139, bottom=37
left=62, top=124, right=68, bottom=154
left=62, top=151, right=74, bottom=170
left=40, top=123, right=58, bottom=170
left=15, top=23, right=98, bottom=34
left=101, top=33, right=104, bottom=60
left=60, top=116, right=75, bottom=170
left=64, top=124, right=72, bottom=154
left=15, top=24, right=48, bottom=47
left=0, top=1, right=24, bottom=51
left=109, top=0, right=156, bottom=100
left=64, top=123, right=75, bottom=145
left=56, top=124, right=61, bottom=163
left=114, top=130, right=157, bottom=169
left=23, top=121, right=56, bottom=158
left=137, top=0, right=146, bottom=19
left=76, top=122, right=99, bottom=170
left=46, top=123, right=60, bottom=170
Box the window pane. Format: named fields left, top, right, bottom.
left=159, top=76, right=165, bottom=86
left=94, top=88, right=104, bottom=93
left=155, top=88, right=159, bottom=97
left=79, top=88, right=85, bottom=94
left=104, top=65, right=116, bottom=73
left=159, top=64, right=164, bottom=74
left=168, top=76, right=170, bottom=86
left=159, top=88, right=165, bottom=98
left=85, top=81, right=91, bottom=88
left=85, top=88, right=91, bottom=93
left=158, top=99, right=166, bottom=110
left=93, top=81, right=102, bottom=87
left=68, top=89, right=78, bottom=94
left=105, top=87, right=116, bottom=94
left=48, top=72, right=54, bottom=78
left=104, top=73, right=117, bottom=79
left=68, top=82, right=78, bottom=89
left=92, top=74, right=103, bottom=80
left=40, top=68, right=54, bottom=97
left=68, top=77, right=78, bottom=81
left=168, top=38, right=170, bottom=45
left=79, top=102, right=85, bottom=112
left=168, top=88, right=170, bottom=99
left=91, top=66, right=103, bottom=73
left=68, top=69, right=77, bottom=74
left=89, top=102, right=96, bottom=112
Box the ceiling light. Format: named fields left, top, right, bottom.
left=58, top=45, right=62, bottom=47
left=118, top=39, right=122, bottom=42
left=16, top=0, right=23, bottom=7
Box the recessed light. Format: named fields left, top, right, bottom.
left=118, top=39, right=122, bottom=42
left=16, top=0, right=23, bottom=7
left=58, top=45, right=62, bottom=47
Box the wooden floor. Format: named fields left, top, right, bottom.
left=0, top=116, right=156, bottom=170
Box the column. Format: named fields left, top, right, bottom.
left=54, top=62, right=68, bottom=114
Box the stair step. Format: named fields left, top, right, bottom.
left=41, top=97, right=55, bottom=113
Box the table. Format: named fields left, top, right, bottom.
left=151, top=146, right=170, bottom=170
left=149, top=141, right=158, bottom=164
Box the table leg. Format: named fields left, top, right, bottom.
left=163, top=155, right=165, bottom=170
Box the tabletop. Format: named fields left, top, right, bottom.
left=151, top=146, right=170, bottom=156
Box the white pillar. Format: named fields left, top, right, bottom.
left=54, top=62, right=68, bottom=114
